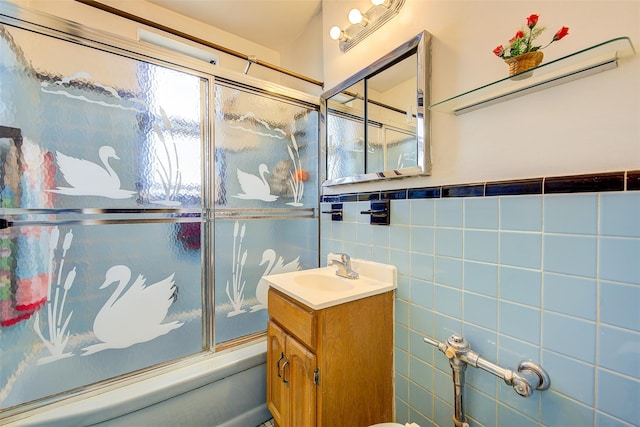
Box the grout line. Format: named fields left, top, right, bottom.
left=539, top=192, right=546, bottom=421
left=593, top=192, right=602, bottom=427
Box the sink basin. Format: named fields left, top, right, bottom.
left=294, top=273, right=355, bottom=292
left=263, top=257, right=396, bottom=310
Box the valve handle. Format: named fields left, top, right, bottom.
left=445, top=346, right=457, bottom=359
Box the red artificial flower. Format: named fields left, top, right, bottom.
left=494, top=14, right=569, bottom=60
left=553, top=26, right=570, bottom=41
left=509, top=30, right=524, bottom=43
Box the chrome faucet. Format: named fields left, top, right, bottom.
left=329, top=253, right=359, bottom=279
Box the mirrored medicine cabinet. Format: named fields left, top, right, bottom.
left=320, top=31, right=432, bottom=186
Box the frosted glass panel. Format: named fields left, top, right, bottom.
left=0, top=221, right=203, bottom=408
left=0, top=23, right=205, bottom=411
left=214, top=83, right=318, bottom=208
left=213, top=84, right=319, bottom=345
left=385, top=128, right=416, bottom=170
left=0, top=25, right=203, bottom=210
left=213, top=217, right=317, bottom=343
left=326, top=114, right=365, bottom=180
left=367, top=123, right=383, bottom=173
left=363, top=124, right=416, bottom=173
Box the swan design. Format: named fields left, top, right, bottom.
left=82, top=265, right=183, bottom=355
left=48, top=146, right=136, bottom=199
left=251, top=249, right=301, bottom=312
left=233, top=164, right=278, bottom=202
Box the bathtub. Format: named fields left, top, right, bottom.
left=4, top=340, right=271, bottom=427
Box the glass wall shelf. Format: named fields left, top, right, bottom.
left=429, top=37, right=635, bottom=115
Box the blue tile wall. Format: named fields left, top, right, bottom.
left=320, top=180, right=640, bottom=427
left=500, top=195, right=542, bottom=231
left=543, top=193, right=598, bottom=235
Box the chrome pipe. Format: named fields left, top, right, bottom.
left=461, top=353, right=508, bottom=381
left=449, top=356, right=469, bottom=427
left=423, top=334, right=470, bottom=427
left=445, top=334, right=470, bottom=427
left=425, top=333, right=551, bottom=426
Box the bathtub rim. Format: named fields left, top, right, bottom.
left=2, top=338, right=267, bottom=426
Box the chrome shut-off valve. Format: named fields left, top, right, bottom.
left=424, top=333, right=551, bottom=427
left=425, top=333, right=551, bottom=398
left=509, top=361, right=551, bottom=397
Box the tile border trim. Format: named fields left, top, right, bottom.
left=321, top=170, right=639, bottom=202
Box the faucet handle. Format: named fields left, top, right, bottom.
left=328, top=253, right=359, bottom=279
left=328, top=252, right=345, bottom=263
left=328, top=252, right=350, bottom=266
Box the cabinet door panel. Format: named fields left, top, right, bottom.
left=286, top=336, right=317, bottom=427
left=267, top=320, right=287, bottom=426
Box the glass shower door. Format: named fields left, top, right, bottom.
left=0, top=22, right=206, bottom=410
left=0, top=7, right=320, bottom=414
left=213, top=82, right=319, bottom=345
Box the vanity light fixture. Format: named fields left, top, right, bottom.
left=329, top=26, right=350, bottom=42
left=348, top=8, right=369, bottom=26
left=329, top=0, right=405, bottom=52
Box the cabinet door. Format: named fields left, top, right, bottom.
left=286, top=335, right=317, bottom=427
left=267, top=320, right=287, bottom=426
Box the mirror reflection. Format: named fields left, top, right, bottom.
left=326, top=80, right=365, bottom=179
left=322, top=31, right=431, bottom=186
left=367, top=55, right=417, bottom=172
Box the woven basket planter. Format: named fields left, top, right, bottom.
left=504, top=51, right=544, bottom=79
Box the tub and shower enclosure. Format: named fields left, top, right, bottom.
left=0, top=4, right=319, bottom=425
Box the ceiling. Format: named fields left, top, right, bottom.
left=145, top=0, right=322, bottom=51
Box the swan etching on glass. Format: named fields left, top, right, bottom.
left=48, top=146, right=136, bottom=199
left=233, top=163, right=278, bottom=202
left=82, top=265, right=183, bottom=355
left=250, top=249, right=301, bottom=312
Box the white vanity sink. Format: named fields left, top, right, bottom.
left=263, top=257, right=397, bottom=310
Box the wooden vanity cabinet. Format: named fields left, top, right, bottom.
left=267, top=287, right=393, bottom=427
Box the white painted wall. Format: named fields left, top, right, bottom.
left=279, top=7, right=325, bottom=95
left=321, top=0, right=640, bottom=194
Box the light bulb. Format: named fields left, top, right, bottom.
left=329, top=26, right=343, bottom=41
left=348, top=8, right=365, bottom=25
